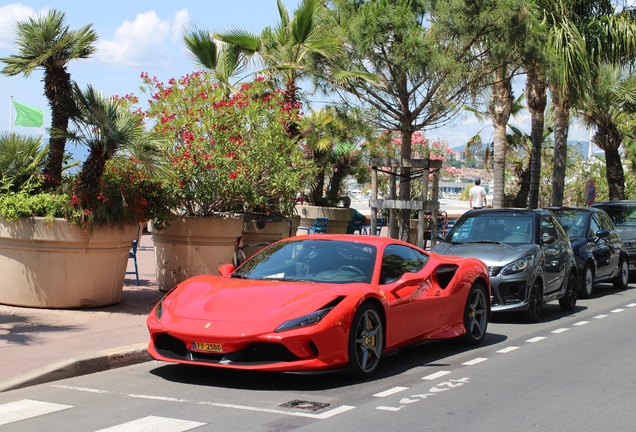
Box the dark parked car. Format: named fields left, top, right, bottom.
left=592, top=200, right=636, bottom=275
left=433, top=208, right=577, bottom=322
left=550, top=207, right=629, bottom=298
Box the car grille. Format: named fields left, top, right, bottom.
left=623, top=241, right=636, bottom=257
left=488, top=267, right=502, bottom=277
left=153, top=332, right=306, bottom=364
left=491, top=281, right=527, bottom=306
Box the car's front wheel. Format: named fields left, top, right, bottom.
left=613, top=257, right=629, bottom=290
left=524, top=279, right=543, bottom=323
left=347, top=303, right=383, bottom=378
left=579, top=263, right=594, bottom=299
left=559, top=270, right=577, bottom=311
left=461, top=283, right=489, bottom=345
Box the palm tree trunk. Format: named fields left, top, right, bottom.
left=551, top=98, right=569, bottom=207
left=490, top=72, right=513, bottom=209
left=526, top=69, right=546, bottom=209
left=595, top=128, right=625, bottom=200
left=43, top=66, right=72, bottom=189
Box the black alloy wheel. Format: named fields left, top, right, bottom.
left=347, top=303, right=383, bottom=378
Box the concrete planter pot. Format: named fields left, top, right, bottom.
left=0, top=217, right=138, bottom=308
left=149, top=215, right=244, bottom=292
left=296, top=205, right=353, bottom=235
left=241, top=215, right=299, bottom=261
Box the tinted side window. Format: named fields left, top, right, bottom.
left=589, top=215, right=602, bottom=238
left=380, top=245, right=428, bottom=285
left=599, top=213, right=615, bottom=231
left=541, top=216, right=558, bottom=240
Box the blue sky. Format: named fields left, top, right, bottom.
left=0, top=0, right=592, bottom=159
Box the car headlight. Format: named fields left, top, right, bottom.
left=274, top=308, right=334, bottom=333
left=501, top=255, right=534, bottom=276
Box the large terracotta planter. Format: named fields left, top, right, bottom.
left=241, top=215, right=299, bottom=261
left=296, top=205, right=353, bottom=235
left=149, top=215, right=243, bottom=292
left=0, top=217, right=138, bottom=308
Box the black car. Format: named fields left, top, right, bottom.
left=550, top=207, right=629, bottom=298
left=592, top=200, right=636, bottom=275
left=432, top=208, right=577, bottom=322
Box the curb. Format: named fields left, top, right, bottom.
left=0, top=343, right=150, bottom=393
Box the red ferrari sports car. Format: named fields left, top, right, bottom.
left=147, top=234, right=490, bottom=377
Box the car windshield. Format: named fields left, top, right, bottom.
left=448, top=213, right=534, bottom=245
left=594, top=204, right=636, bottom=227
left=233, top=239, right=377, bottom=284
left=552, top=210, right=587, bottom=239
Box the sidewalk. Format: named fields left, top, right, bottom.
left=0, top=232, right=162, bottom=392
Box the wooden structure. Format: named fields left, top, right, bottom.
left=369, top=158, right=442, bottom=249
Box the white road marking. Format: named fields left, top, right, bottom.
left=0, top=399, right=72, bottom=426
left=497, top=346, right=519, bottom=353
left=398, top=397, right=421, bottom=404
left=611, top=309, right=625, bottom=313
left=594, top=314, right=608, bottom=319
left=422, top=370, right=452, bottom=380
left=95, top=416, right=205, bottom=432
left=52, top=385, right=353, bottom=420
left=462, top=357, right=487, bottom=366
left=626, top=303, right=636, bottom=308
left=551, top=328, right=569, bottom=334
left=376, top=406, right=404, bottom=411
left=373, top=387, right=409, bottom=398
left=573, top=321, right=590, bottom=326
left=526, top=337, right=546, bottom=343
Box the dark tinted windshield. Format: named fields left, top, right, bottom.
left=449, top=213, right=534, bottom=245
left=594, top=204, right=636, bottom=227
left=552, top=210, right=588, bottom=239
left=234, top=239, right=377, bottom=284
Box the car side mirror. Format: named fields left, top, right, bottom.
left=435, top=232, right=446, bottom=241
left=541, top=234, right=556, bottom=245
left=218, top=263, right=235, bottom=278
left=595, top=229, right=610, bottom=238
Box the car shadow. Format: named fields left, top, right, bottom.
left=148, top=331, right=508, bottom=391
left=491, top=303, right=588, bottom=324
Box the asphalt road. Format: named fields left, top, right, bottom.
left=1, top=282, right=635, bottom=431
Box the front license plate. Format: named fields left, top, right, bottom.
left=192, top=342, right=223, bottom=352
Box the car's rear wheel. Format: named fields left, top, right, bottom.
left=524, top=279, right=543, bottom=323
left=579, top=264, right=594, bottom=299
left=347, top=303, right=383, bottom=378
left=613, top=257, right=629, bottom=290
left=559, top=270, right=577, bottom=311
left=461, top=283, right=489, bottom=345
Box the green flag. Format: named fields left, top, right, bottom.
left=13, top=100, right=44, bottom=127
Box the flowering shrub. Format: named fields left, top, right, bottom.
left=141, top=71, right=314, bottom=217
left=0, top=158, right=171, bottom=233
left=64, top=158, right=172, bottom=232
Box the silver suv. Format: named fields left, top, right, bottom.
left=433, top=209, right=577, bottom=322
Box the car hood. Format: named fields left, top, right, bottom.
left=165, top=275, right=354, bottom=324
left=614, top=226, right=636, bottom=242
left=432, top=242, right=538, bottom=267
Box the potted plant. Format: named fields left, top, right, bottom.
left=0, top=87, right=171, bottom=308
left=140, top=71, right=314, bottom=291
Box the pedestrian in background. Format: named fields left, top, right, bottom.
left=469, top=178, right=487, bottom=210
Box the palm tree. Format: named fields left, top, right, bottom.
left=0, top=132, right=48, bottom=192
left=210, top=0, right=341, bottom=137
left=60, top=83, right=144, bottom=206
left=0, top=9, right=97, bottom=189
left=543, top=0, right=636, bottom=206
left=577, top=65, right=636, bottom=199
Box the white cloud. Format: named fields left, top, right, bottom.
left=95, top=9, right=190, bottom=69
left=0, top=4, right=38, bottom=49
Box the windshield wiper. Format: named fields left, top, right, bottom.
left=466, top=240, right=504, bottom=245
left=230, top=274, right=248, bottom=279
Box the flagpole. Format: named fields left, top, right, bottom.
left=9, top=96, right=13, bottom=132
